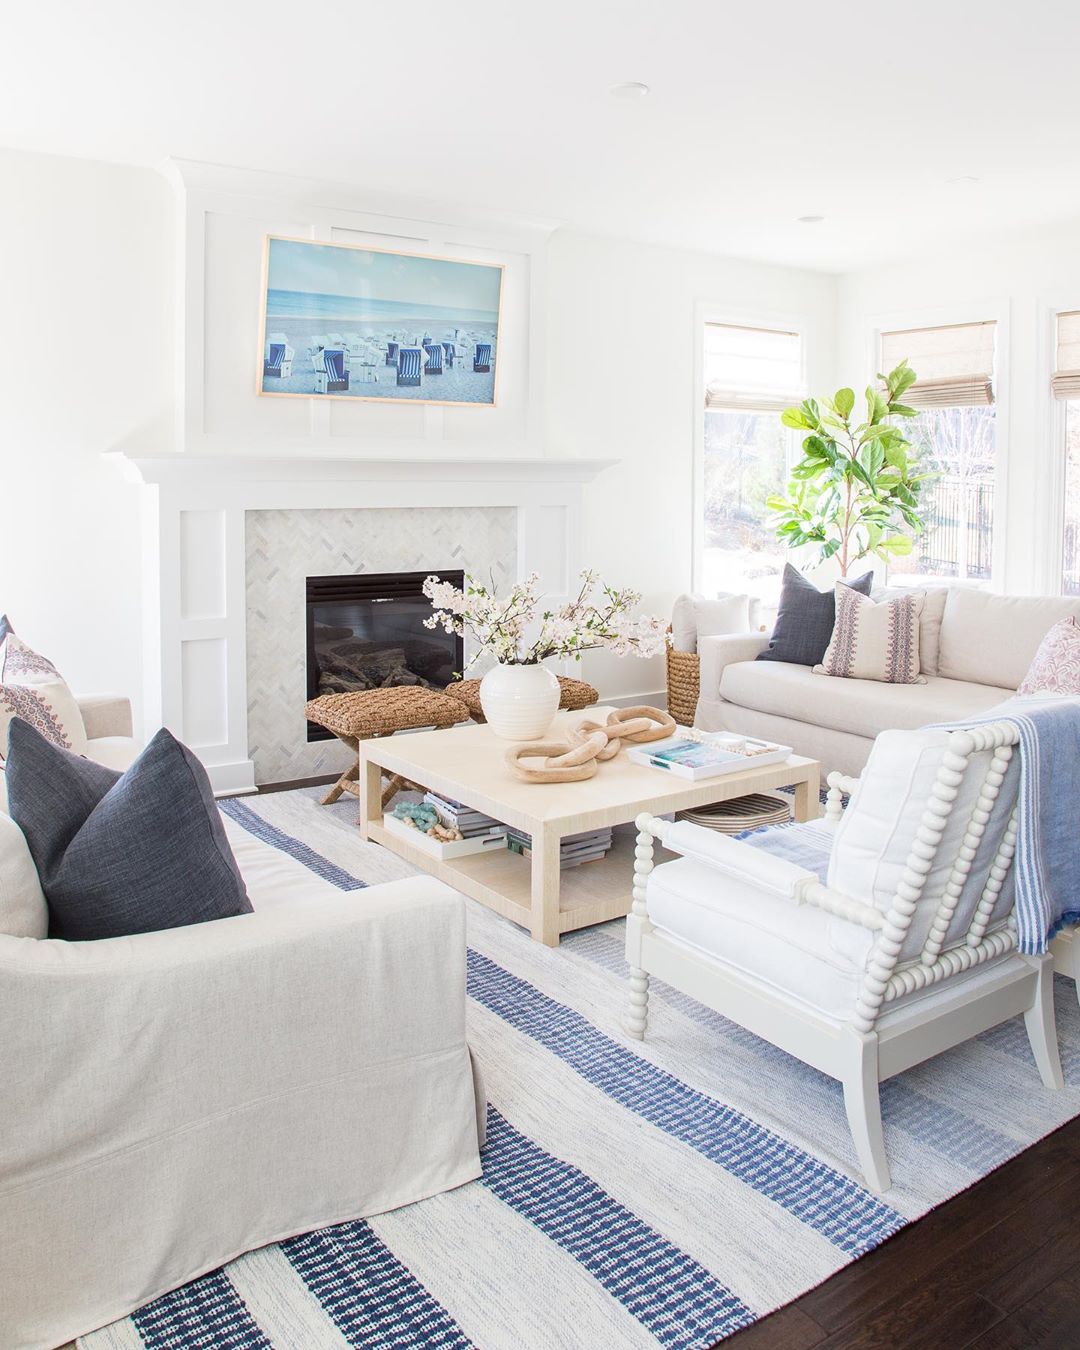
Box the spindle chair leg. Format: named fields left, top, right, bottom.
left=1023, top=954, right=1065, bottom=1090
left=841, top=1030, right=891, bottom=1194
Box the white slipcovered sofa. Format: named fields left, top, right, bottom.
left=694, top=587, right=1080, bottom=778
left=0, top=696, right=484, bottom=1350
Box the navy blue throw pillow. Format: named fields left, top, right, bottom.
left=5, top=719, right=251, bottom=940
left=756, top=564, right=874, bottom=667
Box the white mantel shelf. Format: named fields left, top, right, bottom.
left=114, top=453, right=617, bottom=487
left=118, top=451, right=616, bottom=794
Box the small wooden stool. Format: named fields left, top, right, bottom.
left=444, top=674, right=599, bottom=723
left=304, top=687, right=469, bottom=807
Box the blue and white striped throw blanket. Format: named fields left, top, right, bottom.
left=935, top=696, right=1080, bottom=954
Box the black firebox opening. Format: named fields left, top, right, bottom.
left=305, top=569, right=465, bottom=741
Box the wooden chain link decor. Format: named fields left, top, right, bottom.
left=506, top=706, right=676, bottom=783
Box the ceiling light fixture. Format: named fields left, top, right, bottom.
left=797, top=215, right=825, bottom=224
left=608, top=81, right=650, bottom=99
left=947, top=174, right=980, bottom=184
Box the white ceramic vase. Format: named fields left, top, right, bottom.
left=479, top=662, right=560, bottom=741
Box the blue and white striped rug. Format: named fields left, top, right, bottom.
left=81, top=788, right=1080, bottom=1350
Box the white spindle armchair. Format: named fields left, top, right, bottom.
left=625, top=722, right=1063, bottom=1193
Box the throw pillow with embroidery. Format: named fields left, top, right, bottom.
left=1017, top=616, right=1080, bottom=695
left=815, top=585, right=926, bottom=684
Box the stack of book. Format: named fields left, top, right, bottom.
left=423, top=792, right=506, bottom=840
left=506, top=827, right=613, bottom=870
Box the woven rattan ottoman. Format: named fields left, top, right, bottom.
left=304, top=687, right=469, bottom=808
left=445, top=674, right=598, bottom=724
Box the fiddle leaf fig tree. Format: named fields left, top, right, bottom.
left=767, top=360, right=929, bottom=576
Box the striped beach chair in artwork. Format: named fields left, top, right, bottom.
left=315, top=348, right=350, bottom=394
left=424, top=342, right=444, bottom=375
left=473, top=342, right=492, bottom=373
left=386, top=341, right=399, bottom=367
left=263, top=332, right=293, bottom=379
left=397, top=346, right=423, bottom=387
left=442, top=342, right=456, bottom=368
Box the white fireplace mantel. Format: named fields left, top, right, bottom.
left=115, top=452, right=616, bottom=793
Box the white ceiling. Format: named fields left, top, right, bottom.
left=3, top=0, right=1079, bottom=272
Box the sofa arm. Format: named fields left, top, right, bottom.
left=632, top=813, right=884, bottom=933
left=698, top=632, right=770, bottom=699
left=0, top=877, right=478, bottom=1193
left=0, top=877, right=484, bottom=1349
left=655, top=816, right=818, bottom=897
left=76, top=693, right=133, bottom=740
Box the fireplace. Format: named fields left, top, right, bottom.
left=305, top=569, right=465, bottom=741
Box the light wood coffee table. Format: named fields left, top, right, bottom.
left=359, top=710, right=819, bottom=947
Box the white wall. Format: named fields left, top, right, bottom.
left=545, top=228, right=837, bottom=697
left=836, top=219, right=1080, bottom=595
left=0, top=149, right=173, bottom=711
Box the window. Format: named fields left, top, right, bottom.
left=700, top=323, right=803, bottom=607
left=1052, top=311, right=1080, bottom=595
left=879, top=321, right=998, bottom=584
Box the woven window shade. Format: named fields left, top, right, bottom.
left=1052, top=311, right=1080, bottom=400
left=880, top=321, right=996, bottom=408
left=704, top=322, right=804, bottom=412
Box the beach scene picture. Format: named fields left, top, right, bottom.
left=259, top=236, right=503, bottom=405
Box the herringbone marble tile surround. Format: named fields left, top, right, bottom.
left=246, top=506, right=517, bottom=783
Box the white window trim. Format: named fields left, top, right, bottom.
left=866, top=299, right=1011, bottom=590
left=1035, top=293, right=1080, bottom=594
left=692, top=301, right=809, bottom=592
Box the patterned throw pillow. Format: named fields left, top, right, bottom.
left=1017, top=616, right=1080, bottom=695
left=0, top=635, right=88, bottom=766
left=815, top=585, right=926, bottom=684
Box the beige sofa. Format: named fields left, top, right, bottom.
left=0, top=696, right=485, bottom=1349
left=695, top=587, right=1080, bottom=778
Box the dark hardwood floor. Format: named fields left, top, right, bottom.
left=721, top=1117, right=1080, bottom=1349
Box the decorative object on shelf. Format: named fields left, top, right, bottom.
left=506, top=706, right=676, bottom=783
left=677, top=793, right=791, bottom=833
left=258, top=235, right=503, bottom=407
left=445, top=673, right=598, bottom=723
left=424, top=571, right=669, bottom=741
left=303, top=686, right=469, bottom=807
left=391, top=800, right=463, bottom=843
left=767, top=360, right=929, bottom=575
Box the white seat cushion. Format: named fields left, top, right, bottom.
left=646, top=849, right=875, bottom=1020
left=719, top=661, right=1012, bottom=741
left=85, top=736, right=141, bottom=772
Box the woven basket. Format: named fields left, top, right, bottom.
left=666, top=636, right=700, bottom=729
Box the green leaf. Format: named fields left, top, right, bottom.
left=781, top=408, right=811, bottom=430
left=821, top=539, right=840, bottom=559
left=802, top=434, right=831, bottom=459
left=881, top=534, right=914, bottom=555
left=889, top=363, right=918, bottom=399
left=889, top=403, right=918, bottom=417
left=834, top=387, right=855, bottom=418
left=765, top=494, right=790, bottom=512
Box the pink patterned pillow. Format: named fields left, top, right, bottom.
left=1018, top=616, right=1080, bottom=695
left=0, top=635, right=88, bottom=765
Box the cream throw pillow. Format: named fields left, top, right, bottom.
left=815, top=585, right=926, bottom=684
left=0, top=635, right=88, bottom=766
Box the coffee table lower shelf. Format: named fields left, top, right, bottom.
left=367, top=818, right=647, bottom=939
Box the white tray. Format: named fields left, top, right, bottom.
left=383, top=813, right=508, bottom=859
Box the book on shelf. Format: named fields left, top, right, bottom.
left=506, top=826, right=613, bottom=869
left=423, top=792, right=504, bottom=835
left=627, top=736, right=791, bottom=781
